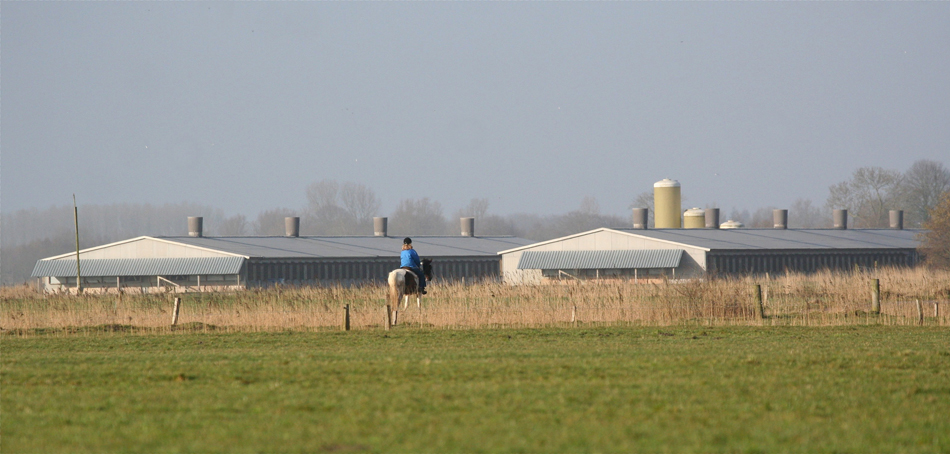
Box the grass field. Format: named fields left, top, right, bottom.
left=3, top=326, right=948, bottom=453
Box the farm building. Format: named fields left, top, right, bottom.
left=32, top=217, right=533, bottom=293
left=499, top=227, right=922, bottom=284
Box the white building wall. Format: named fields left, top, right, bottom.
left=500, top=229, right=709, bottom=284
left=501, top=251, right=541, bottom=284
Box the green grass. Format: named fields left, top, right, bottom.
left=3, top=326, right=949, bottom=453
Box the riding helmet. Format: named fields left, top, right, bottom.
left=403, top=237, right=412, bottom=245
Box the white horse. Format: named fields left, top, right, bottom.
left=387, top=258, right=432, bottom=326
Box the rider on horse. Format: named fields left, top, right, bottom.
left=401, top=237, right=427, bottom=295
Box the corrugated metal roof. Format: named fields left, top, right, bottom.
left=32, top=257, right=245, bottom=277
left=614, top=228, right=922, bottom=251
left=159, top=235, right=534, bottom=259
left=517, top=249, right=683, bottom=270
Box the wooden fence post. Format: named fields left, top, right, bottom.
left=754, top=284, right=765, bottom=320
left=171, top=297, right=181, bottom=326
left=935, top=302, right=940, bottom=319
left=871, top=279, right=881, bottom=314
left=384, top=305, right=391, bottom=330
left=916, top=299, right=923, bottom=325
left=343, top=304, right=350, bottom=331
left=571, top=305, right=577, bottom=327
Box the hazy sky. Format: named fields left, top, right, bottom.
left=2, top=2, right=948, bottom=218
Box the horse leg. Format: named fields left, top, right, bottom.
left=417, top=294, right=421, bottom=309
left=392, top=305, right=399, bottom=326
left=403, top=294, right=409, bottom=309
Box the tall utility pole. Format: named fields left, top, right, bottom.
left=74, top=194, right=82, bottom=294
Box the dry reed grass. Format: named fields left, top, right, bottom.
left=2, top=267, right=948, bottom=334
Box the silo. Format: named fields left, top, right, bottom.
left=705, top=208, right=720, bottom=229
left=720, top=219, right=744, bottom=229
left=683, top=208, right=705, bottom=229
left=653, top=179, right=681, bottom=228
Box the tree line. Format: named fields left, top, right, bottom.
left=0, top=187, right=625, bottom=284
left=3, top=159, right=948, bottom=284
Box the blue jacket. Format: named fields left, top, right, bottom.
left=400, top=249, right=421, bottom=268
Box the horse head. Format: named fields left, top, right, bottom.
left=422, top=258, right=433, bottom=282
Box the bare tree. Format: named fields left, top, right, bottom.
left=748, top=207, right=778, bottom=228
left=302, top=179, right=357, bottom=235
left=899, top=160, right=950, bottom=228
left=1, top=201, right=230, bottom=284
left=389, top=198, right=449, bottom=235
left=578, top=196, right=600, bottom=216
left=789, top=198, right=828, bottom=228
left=253, top=208, right=297, bottom=236
left=306, top=180, right=339, bottom=210
left=826, top=167, right=903, bottom=228
left=340, top=182, right=381, bottom=227
left=1, top=235, right=78, bottom=285
left=555, top=197, right=627, bottom=237
left=451, top=198, right=518, bottom=236
left=217, top=214, right=248, bottom=236
left=475, top=215, right=519, bottom=236
left=727, top=208, right=751, bottom=226
left=919, top=191, right=950, bottom=268
left=456, top=198, right=490, bottom=219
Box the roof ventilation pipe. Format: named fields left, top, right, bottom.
left=188, top=217, right=203, bottom=238
left=285, top=217, right=300, bottom=237
left=773, top=209, right=788, bottom=229
left=890, top=210, right=903, bottom=230
left=705, top=208, right=720, bottom=229
left=461, top=217, right=475, bottom=237
left=720, top=219, right=744, bottom=229
left=374, top=217, right=388, bottom=237
left=833, top=209, right=848, bottom=230
left=631, top=208, right=649, bottom=229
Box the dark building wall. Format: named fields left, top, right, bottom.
left=435, top=258, right=500, bottom=282
left=246, top=256, right=501, bottom=286
left=246, top=258, right=396, bottom=286
left=706, top=249, right=919, bottom=276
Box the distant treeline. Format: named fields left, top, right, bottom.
left=3, top=160, right=947, bottom=284
left=1, top=203, right=228, bottom=285
left=0, top=192, right=625, bottom=285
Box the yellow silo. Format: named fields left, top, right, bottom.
left=653, top=179, right=682, bottom=228
left=683, top=208, right=705, bottom=229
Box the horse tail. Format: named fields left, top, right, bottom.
left=387, top=270, right=402, bottom=307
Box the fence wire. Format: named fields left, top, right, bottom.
left=2, top=295, right=947, bottom=333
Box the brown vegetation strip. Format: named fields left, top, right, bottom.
left=2, top=267, right=948, bottom=333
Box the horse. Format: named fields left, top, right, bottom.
left=387, top=258, right=433, bottom=326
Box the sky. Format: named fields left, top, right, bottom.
left=2, top=2, right=949, bottom=219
